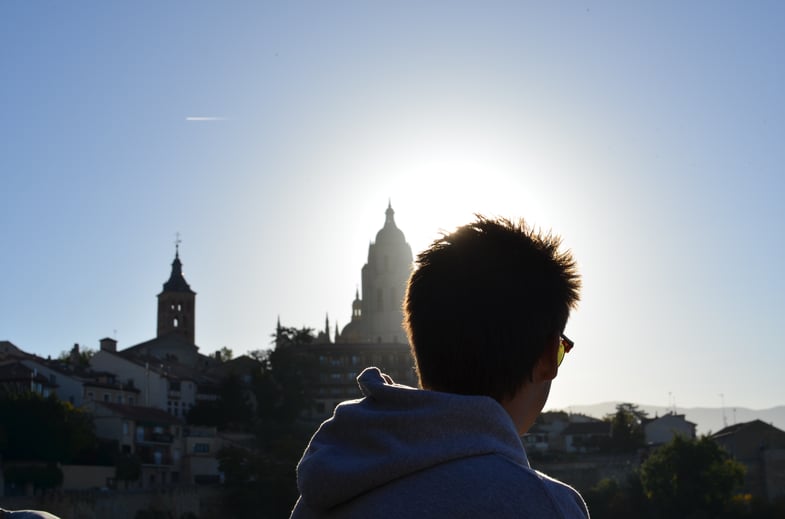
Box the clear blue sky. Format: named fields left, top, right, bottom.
left=2, top=2, right=784, bottom=411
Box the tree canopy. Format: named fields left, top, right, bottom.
left=57, top=344, right=96, bottom=369
left=604, top=402, right=648, bottom=452
left=0, top=392, right=96, bottom=463
left=217, top=346, right=233, bottom=362
left=211, top=326, right=318, bottom=518
left=186, top=373, right=253, bottom=429
left=639, top=435, right=745, bottom=519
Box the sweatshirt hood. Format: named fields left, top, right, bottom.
left=296, top=367, right=528, bottom=511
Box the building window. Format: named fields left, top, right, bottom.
left=173, top=318, right=179, bottom=328
left=193, top=443, right=210, bottom=454
left=123, top=421, right=129, bottom=436
left=103, top=394, right=110, bottom=402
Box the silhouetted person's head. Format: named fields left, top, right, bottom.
left=404, top=215, right=581, bottom=403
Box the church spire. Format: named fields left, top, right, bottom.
left=157, top=243, right=196, bottom=343
left=162, top=249, right=194, bottom=294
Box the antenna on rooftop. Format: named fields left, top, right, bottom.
left=720, top=393, right=728, bottom=428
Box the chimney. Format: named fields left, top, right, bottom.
left=100, top=337, right=117, bottom=352
left=69, top=343, right=80, bottom=364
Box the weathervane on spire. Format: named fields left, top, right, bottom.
left=175, top=232, right=182, bottom=257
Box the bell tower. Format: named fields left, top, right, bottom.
left=157, top=241, right=196, bottom=343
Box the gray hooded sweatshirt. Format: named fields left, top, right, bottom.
left=291, top=367, right=589, bottom=518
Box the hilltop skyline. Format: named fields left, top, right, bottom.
left=2, top=2, right=784, bottom=411
left=554, top=402, right=785, bottom=437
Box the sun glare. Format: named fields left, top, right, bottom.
left=382, top=152, right=560, bottom=255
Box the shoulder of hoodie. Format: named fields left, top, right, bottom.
left=292, top=453, right=589, bottom=519
left=468, top=453, right=589, bottom=518
left=390, top=451, right=587, bottom=516
left=529, top=465, right=590, bottom=518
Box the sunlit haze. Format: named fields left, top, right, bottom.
left=2, top=2, right=784, bottom=412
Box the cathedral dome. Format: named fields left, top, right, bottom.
left=338, top=319, right=364, bottom=343
left=374, top=202, right=407, bottom=247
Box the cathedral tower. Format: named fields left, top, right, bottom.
left=340, top=202, right=413, bottom=343
left=157, top=245, right=196, bottom=343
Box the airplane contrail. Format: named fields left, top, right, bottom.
left=185, top=116, right=228, bottom=121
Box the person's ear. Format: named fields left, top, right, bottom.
left=532, top=336, right=560, bottom=382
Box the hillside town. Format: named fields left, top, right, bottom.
left=2, top=205, right=784, bottom=518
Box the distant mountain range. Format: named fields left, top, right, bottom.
left=547, top=402, right=785, bottom=436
